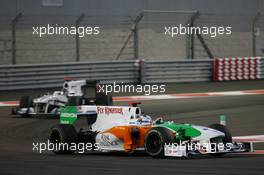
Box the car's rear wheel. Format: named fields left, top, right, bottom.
left=96, top=93, right=113, bottom=106
left=68, top=96, right=81, bottom=106
left=49, top=124, right=78, bottom=154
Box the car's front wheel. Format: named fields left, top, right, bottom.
left=19, top=96, right=32, bottom=117
left=209, top=123, right=232, bottom=157
left=209, top=123, right=232, bottom=143
left=144, top=127, right=174, bottom=158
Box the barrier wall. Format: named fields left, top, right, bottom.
left=0, top=60, right=138, bottom=90
left=143, top=59, right=213, bottom=83
left=0, top=58, right=263, bottom=90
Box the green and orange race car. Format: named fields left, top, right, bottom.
left=48, top=102, right=253, bottom=158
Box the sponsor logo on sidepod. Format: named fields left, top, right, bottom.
left=97, top=107, right=123, bottom=115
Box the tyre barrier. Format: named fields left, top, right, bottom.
left=214, top=57, right=263, bottom=81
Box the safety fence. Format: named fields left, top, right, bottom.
left=1, top=12, right=263, bottom=65
left=0, top=14, right=135, bottom=65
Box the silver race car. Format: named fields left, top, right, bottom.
left=12, top=79, right=112, bottom=117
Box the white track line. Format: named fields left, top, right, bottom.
left=1, top=89, right=264, bottom=106
left=113, top=89, right=264, bottom=102
left=0, top=101, right=19, bottom=107
left=233, top=135, right=264, bottom=143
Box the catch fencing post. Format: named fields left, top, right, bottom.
left=133, top=12, right=144, bottom=60
left=252, top=13, right=261, bottom=57
left=186, top=11, right=199, bottom=59
left=75, top=13, right=85, bottom=62
left=11, top=13, right=22, bottom=65
left=133, top=24, right=139, bottom=60
left=116, top=13, right=143, bottom=60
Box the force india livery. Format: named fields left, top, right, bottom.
left=11, top=79, right=253, bottom=157
left=49, top=102, right=253, bottom=158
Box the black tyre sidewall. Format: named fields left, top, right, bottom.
left=49, top=124, right=78, bottom=154
left=19, top=96, right=32, bottom=108
left=144, top=127, right=175, bottom=158
left=209, top=123, right=232, bottom=143
left=68, top=96, right=81, bottom=106
left=96, top=92, right=113, bottom=106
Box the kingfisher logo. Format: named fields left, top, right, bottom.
left=97, top=107, right=123, bottom=115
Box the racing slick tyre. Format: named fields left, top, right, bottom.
left=68, top=96, right=81, bottom=106
left=68, top=96, right=95, bottom=106
left=19, top=96, right=32, bottom=108
left=144, top=127, right=175, bottom=158
left=209, top=123, right=232, bottom=157
left=96, top=92, right=113, bottom=106
left=49, top=124, right=78, bottom=154
left=19, top=96, right=32, bottom=117
left=209, top=123, right=232, bottom=143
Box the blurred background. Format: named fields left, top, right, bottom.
left=0, top=0, right=263, bottom=90
left=0, top=0, right=263, bottom=65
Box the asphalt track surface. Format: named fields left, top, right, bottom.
left=0, top=81, right=264, bottom=175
